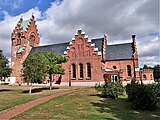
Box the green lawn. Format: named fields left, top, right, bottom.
left=12, top=87, right=160, bottom=120
left=0, top=85, right=77, bottom=112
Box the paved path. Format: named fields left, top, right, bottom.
left=0, top=89, right=79, bottom=120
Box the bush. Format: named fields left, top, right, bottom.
left=95, top=81, right=125, bottom=99
left=0, top=83, right=9, bottom=85
left=126, top=79, right=160, bottom=110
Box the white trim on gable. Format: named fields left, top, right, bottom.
left=94, top=48, right=98, bottom=51
left=91, top=43, right=95, bottom=47
left=84, top=35, right=88, bottom=39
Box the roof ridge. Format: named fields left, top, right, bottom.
left=35, top=42, right=70, bottom=48
left=34, top=37, right=103, bottom=48
left=91, top=37, right=103, bottom=40
left=108, top=42, right=132, bottom=46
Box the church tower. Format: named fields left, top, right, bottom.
left=11, top=15, right=40, bottom=84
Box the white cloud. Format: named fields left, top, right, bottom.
left=0, top=7, right=41, bottom=57
left=0, top=0, right=159, bottom=67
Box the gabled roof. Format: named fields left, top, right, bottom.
left=30, top=42, right=69, bottom=55
left=20, top=20, right=30, bottom=31
left=91, top=38, right=103, bottom=51
left=30, top=38, right=134, bottom=60
left=30, top=38, right=103, bottom=55
left=106, top=43, right=133, bottom=60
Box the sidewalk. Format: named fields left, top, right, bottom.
left=0, top=89, right=79, bottom=120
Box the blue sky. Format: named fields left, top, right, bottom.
left=0, top=0, right=56, bottom=20
left=0, top=0, right=159, bottom=67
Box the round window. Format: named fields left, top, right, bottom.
left=113, top=66, right=117, bottom=69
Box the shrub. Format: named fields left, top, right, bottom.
left=95, top=81, right=125, bottom=99
left=126, top=79, right=160, bottom=110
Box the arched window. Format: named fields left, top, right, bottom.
left=86, top=63, right=91, bottom=79
left=30, top=34, right=35, bottom=41
left=72, top=64, right=76, bottom=79
left=79, top=63, right=83, bottom=79
left=143, top=74, right=147, bottom=80
left=29, top=34, right=35, bottom=46
left=127, top=65, right=131, bottom=77
left=17, top=33, right=21, bottom=45
left=150, top=74, right=152, bottom=80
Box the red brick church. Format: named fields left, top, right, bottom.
left=11, top=15, right=154, bottom=86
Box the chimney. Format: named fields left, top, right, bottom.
left=132, top=34, right=136, bottom=41
left=132, top=34, right=137, bottom=54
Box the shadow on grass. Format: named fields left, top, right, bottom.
left=0, top=89, right=11, bottom=92
left=22, top=87, right=59, bottom=93
left=88, top=94, right=102, bottom=97
left=90, top=94, right=160, bottom=120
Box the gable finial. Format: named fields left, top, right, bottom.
left=20, top=15, right=23, bottom=22
left=31, top=12, right=35, bottom=19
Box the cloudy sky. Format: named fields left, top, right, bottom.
left=0, top=0, right=159, bottom=67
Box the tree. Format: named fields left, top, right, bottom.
left=22, top=52, right=46, bottom=93
left=44, top=52, right=67, bottom=90
left=0, top=50, right=11, bottom=81
left=153, top=65, right=160, bottom=81
left=143, top=64, right=152, bottom=69
left=143, top=64, right=149, bottom=69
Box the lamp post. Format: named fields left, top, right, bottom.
left=69, top=67, right=71, bottom=86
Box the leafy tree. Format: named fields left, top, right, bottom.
left=143, top=64, right=153, bottom=69
left=22, top=52, right=46, bottom=93
left=153, top=65, right=160, bottom=81
left=0, top=50, right=11, bottom=81
left=143, top=64, right=149, bottom=69
left=44, top=52, right=67, bottom=89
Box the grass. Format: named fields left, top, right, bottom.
left=0, top=85, right=77, bottom=112
left=12, top=87, right=160, bottom=120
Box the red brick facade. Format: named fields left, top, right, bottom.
left=11, top=16, right=154, bottom=86
left=11, top=15, right=40, bottom=84
left=140, top=69, right=154, bottom=80
left=61, top=29, right=104, bottom=84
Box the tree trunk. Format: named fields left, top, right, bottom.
left=29, top=83, right=32, bottom=94
left=49, top=74, right=52, bottom=90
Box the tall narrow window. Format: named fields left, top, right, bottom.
left=150, top=74, right=152, bottom=80
left=79, top=63, right=83, bottom=79
left=72, top=64, right=76, bottom=79
left=127, top=65, right=131, bottom=77
left=17, top=33, right=21, bottom=45
left=143, top=74, right=147, bottom=80
left=87, top=63, right=91, bottom=79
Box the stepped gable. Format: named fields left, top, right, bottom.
left=30, top=38, right=104, bottom=55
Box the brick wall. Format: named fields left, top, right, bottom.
left=62, top=29, right=104, bottom=83
left=105, top=60, right=135, bottom=81
left=11, top=15, right=40, bottom=84
left=140, top=69, right=154, bottom=80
